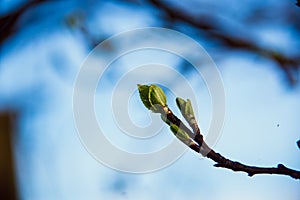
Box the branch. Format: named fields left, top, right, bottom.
left=138, top=84, right=300, bottom=180
left=168, top=106, right=300, bottom=180
left=0, top=0, right=49, bottom=45
left=146, top=0, right=300, bottom=85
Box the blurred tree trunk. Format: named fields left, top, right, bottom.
left=0, top=112, right=19, bottom=200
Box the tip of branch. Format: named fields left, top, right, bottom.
left=213, top=163, right=221, bottom=167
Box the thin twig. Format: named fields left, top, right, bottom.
left=161, top=107, right=300, bottom=180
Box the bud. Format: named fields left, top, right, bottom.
left=137, top=84, right=167, bottom=113
left=176, top=97, right=195, bottom=120
left=170, top=124, right=193, bottom=146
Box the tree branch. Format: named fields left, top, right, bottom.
left=0, top=0, right=49, bottom=45
left=146, top=0, right=300, bottom=85
left=162, top=107, right=300, bottom=180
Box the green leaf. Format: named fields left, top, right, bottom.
left=176, top=97, right=186, bottom=111
left=137, top=84, right=151, bottom=109
left=185, top=99, right=195, bottom=118
left=149, top=84, right=167, bottom=107
left=176, top=97, right=195, bottom=120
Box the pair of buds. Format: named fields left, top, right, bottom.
left=138, top=84, right=197, bottom=146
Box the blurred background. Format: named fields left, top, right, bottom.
left=1, top=0, right=300, bottom=199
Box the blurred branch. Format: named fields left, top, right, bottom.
left=0, top=0, right=48, bottom=45
left=146, top=0, right=300, bottom=86
left=1, top=0, right=299, bottom=85
left=0, top=112, right=19, bottom=200
left=65, top=11, right=101, bottom=49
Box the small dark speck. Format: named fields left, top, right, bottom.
left=276, top=124, right=279, bottom=127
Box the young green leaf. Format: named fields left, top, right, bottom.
left=176, top=97, right=186, bottom=111
left=137, top=84, right=151, bottom=109
left=149, top=84, right=167, bottom=107
left=185, top=99, right=195, bottom=119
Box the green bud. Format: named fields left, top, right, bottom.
left=137, top=84, right=167, bottom=113
left=176, top=97, right=195, bottom=120
left=170, top=124, right=193, bottom=146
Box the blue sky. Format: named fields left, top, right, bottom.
left=1, top=0, right=300, bottom=199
